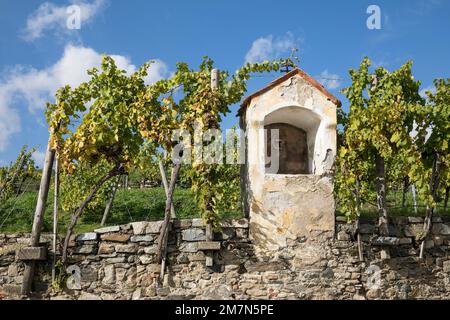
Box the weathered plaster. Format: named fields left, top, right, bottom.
left=241, top=74, right=337, bottom=252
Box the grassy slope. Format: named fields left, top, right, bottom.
left=1, top=186, right=448, bottom=233
left=0, top=187, right=242, bottom=234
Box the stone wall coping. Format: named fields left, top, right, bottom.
left=0, top=218, right=250, bottom=239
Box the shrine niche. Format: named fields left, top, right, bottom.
left=265, top=123, right=309, bottom=174
left=238, top=68, right=340, bottom=252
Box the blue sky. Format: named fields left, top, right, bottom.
left=0, top=0, right=449, bottom=166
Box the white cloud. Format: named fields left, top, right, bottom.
left=317, top=70, right=342, bottom=90
left=21, top=0, right=106, bottom=41
left=245, top=32, right=298, bottom=63
left=32, top=150, right=47, bottom=168
left=419, top=85, right=436, bottom=99
left=0, top=88, right=21, bottom=152
left=0, top=44, right=169, bottom=151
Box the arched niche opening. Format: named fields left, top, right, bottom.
left=264, top=106, right=321, bottom=175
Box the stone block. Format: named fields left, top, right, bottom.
left=443, top=260, right=450, bottom=273
left=188, top=252, right=206, bottom=262
left=146, top=264, right=161, bottom=273
left=173, top=219, right=192, bottom=228
left=144, top=245, right=158, bottom=254
left=80, top=266, right=98, bottom=283
left=358, top=224, right=375, bottom=234
left=139, top=255, right=154, bottom=265
left=337, top=231, right=351, bottom=241
left=335, top=216, right=347, bottom=223
left=2, top=284, right=21, bottom=296
left=425, top=239, right=434, bottom=249
left=182, top=229, right=205, bottom=241
left=432, top=223, right=450, bottom=236
left=408, top=217, right=423, bottom=223
left=73, top=245, right=97, bottom=254
left=191, top=218, right=205, bottom=227
left=98, top=243, right=115, bottom=255
left=106, top=256, right=127, bottom=263
left=179, top=242, right=198, bottom=253
left=130, top=235, right=153, bottom=242
left=131, top=222, right=148, bottom=235
left=16, top=246, right=47, bottom=260
left=76, top=233, right=97, bottom=241
left=197, top=241, right=221, bottom=251
left=371, top=237, right=400, bottom=246
left=100, top=233, right=130, bottom=242
left=403, top=224, right=423, bottom=237
left=78, top=292, right=101, bottom=300
left=146, top=221, right=164, bottom=234
left=102, top=265, right=115, bottom=284
left=398, top=237, right=412, bottom=245
left=115, top=244, right=138, bottom=253
left=221, top=218, right=249, bottom=228
left=94, top=226, right=120, bottom=234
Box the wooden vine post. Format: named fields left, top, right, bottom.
left=158, top=161, right=176, bottom=219
left=375, top=155, right=390, bottom=259
left=21, top=141, right=56, bottom=296
left=157, top=163, right=182, bottom=285
left=204, top=68, right=220, bottom=268
left=101, top=176, right=120, bottom=226
left=419, top=153, right=441, bottom=259
left=51, top=156, right=59, bottom=283
left=355, top=179, right=364, bottom=262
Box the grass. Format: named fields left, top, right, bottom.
left=0, top=187, right=242, bottom=234
left=336, top=190, right=450, bottom=220
left=2, top=185, right=448, bottom=233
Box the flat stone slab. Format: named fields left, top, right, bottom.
left=16, top=246, right=47, bottom=261
left=408, top=217, right=424, bottom=223
left=73, top=244, right=97, bottom=254
left=443, top=260, right=450, bottom=273
left=173, top=219, right=192, bottom=228
left=94, top=226, right=120, bottom=234
left=76, top=233, right=98, bottom=241
left=146, top=221, right=164, bottom=234
left=182, top=229, right=206, bottom=241
left=131, top=222, right=148, bottom=235
left=432, top=223, right=450, bottom=236
left=358, top=224, right=375, bottom=234
left=370, top=237, right=400, bottom=246
left=179, top=242, right=198, bottom=253
left=197, top=241, right=221, bottom=251
left=191, top=219, right=205, bottom=227
left=2, top=284, right=21, bottom=296
left=100, top=233, right=130, bottom=242
left=130, top=235, right=153, bottom=242
left=221, top=219, right=249, bottom=228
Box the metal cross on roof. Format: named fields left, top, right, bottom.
left=280, top=48, right=300, bottom=73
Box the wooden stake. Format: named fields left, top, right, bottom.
left=357, top=233, right=364, bottom=261
left=411, top=184, right=418, bottom=214
left=205, top=223, right=214, bottom=267
left=101, top=176, right=119, bottom=226
left=157, top=163, right=181, bottom=285
left=419, top=153, right=441, bottom=259
left=21, top=142, right=56, bottom=296
left=159, top=161, right=176, bottom=219
left=355, top=180, right=363, bottom=262
left=375, top=154, right=390, bottom=260
left=204, top=68, right=219, bottom=268
left=51, top=156, right=59, bottom=283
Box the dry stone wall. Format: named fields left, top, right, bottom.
left=1, top=216, right=450, bottom=300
